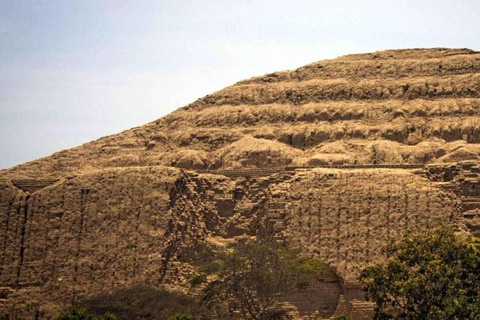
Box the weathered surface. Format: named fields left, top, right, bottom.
left=1, top=48, right=480, bottom=319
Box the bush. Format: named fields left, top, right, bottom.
left=79, top=285, right=198, bottom=320
left=188, top=273, right=207, bottom=289
left=54, top=309, right=116, bottom=320
left=359, top=227, right=480, bottom=319
left=167, top=313, right=194, bottom=320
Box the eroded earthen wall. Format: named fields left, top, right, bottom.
left=0, top=164, right=469, bottom=319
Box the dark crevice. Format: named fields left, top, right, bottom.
left=0, top=195, right=17, bottom=276
left=336, top=198, right=341, bottom=260
left=132, top=207, right=142, bottom=281
left=40, top=197, right=52, bottom=286
left=16, top=194, right=31, bottom=288
left=386, top=190, right=391, bottom=243
left=404, top=188, right=409, bottom=230
left=365, top=188, right=372, bottom=261
left=9, top=197, right=24, bottom=281
left=24, top=195, right=36, bottom=270
left=49, top=193, right=66, bottom=292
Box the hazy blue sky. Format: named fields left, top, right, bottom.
left=1, top=0, right=479, bottom=169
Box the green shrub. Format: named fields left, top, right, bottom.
left=359, top=227, right=480, bottom=319
left=79, top=285, right=197, bottom=320
left=188, top=273, right=207, bottom=288
left=54, top=309, right=116, bottom=320
left=167, top=313, right=194, bottom=320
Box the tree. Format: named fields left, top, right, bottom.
left=194, top=237, right=329, bottom=320
left=358, top=227, right=480, bottom=319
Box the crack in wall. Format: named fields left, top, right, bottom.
left=16, top=195, right=31, bottom=288
left=0, top=195, right=17, bottom=277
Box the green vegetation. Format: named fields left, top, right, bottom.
left=359, top=227, right=480, bottom=319
left=194, top=237, right=329, bottom=320
left=78, top=285, right=198, bottom=320
left=55, top=229, right=480, bottom=320
left=166, top=313, right=195, bottom=320
left=52, top=239, right=327, bottom=320
left=54, top=309, right=116, bottom=320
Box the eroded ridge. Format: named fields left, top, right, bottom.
left=1, top=49, right=479, bottom=181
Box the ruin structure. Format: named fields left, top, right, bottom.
left=1, top=48, right=480, bottom=319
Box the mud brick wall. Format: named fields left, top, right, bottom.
left=271, top=169, right=460, bottom=283
left=0, top=165, right=468, bottom=319
left=426, top=161, right=480, bottom=236
left=1, top=167, right=208, bottom=318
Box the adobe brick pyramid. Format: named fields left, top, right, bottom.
left=1, top=48, right=480, bottom=319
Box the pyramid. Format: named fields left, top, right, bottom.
left=1, top=48, right=480, bottom=318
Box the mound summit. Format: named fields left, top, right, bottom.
left=1, top=48, right=480, bottom=319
